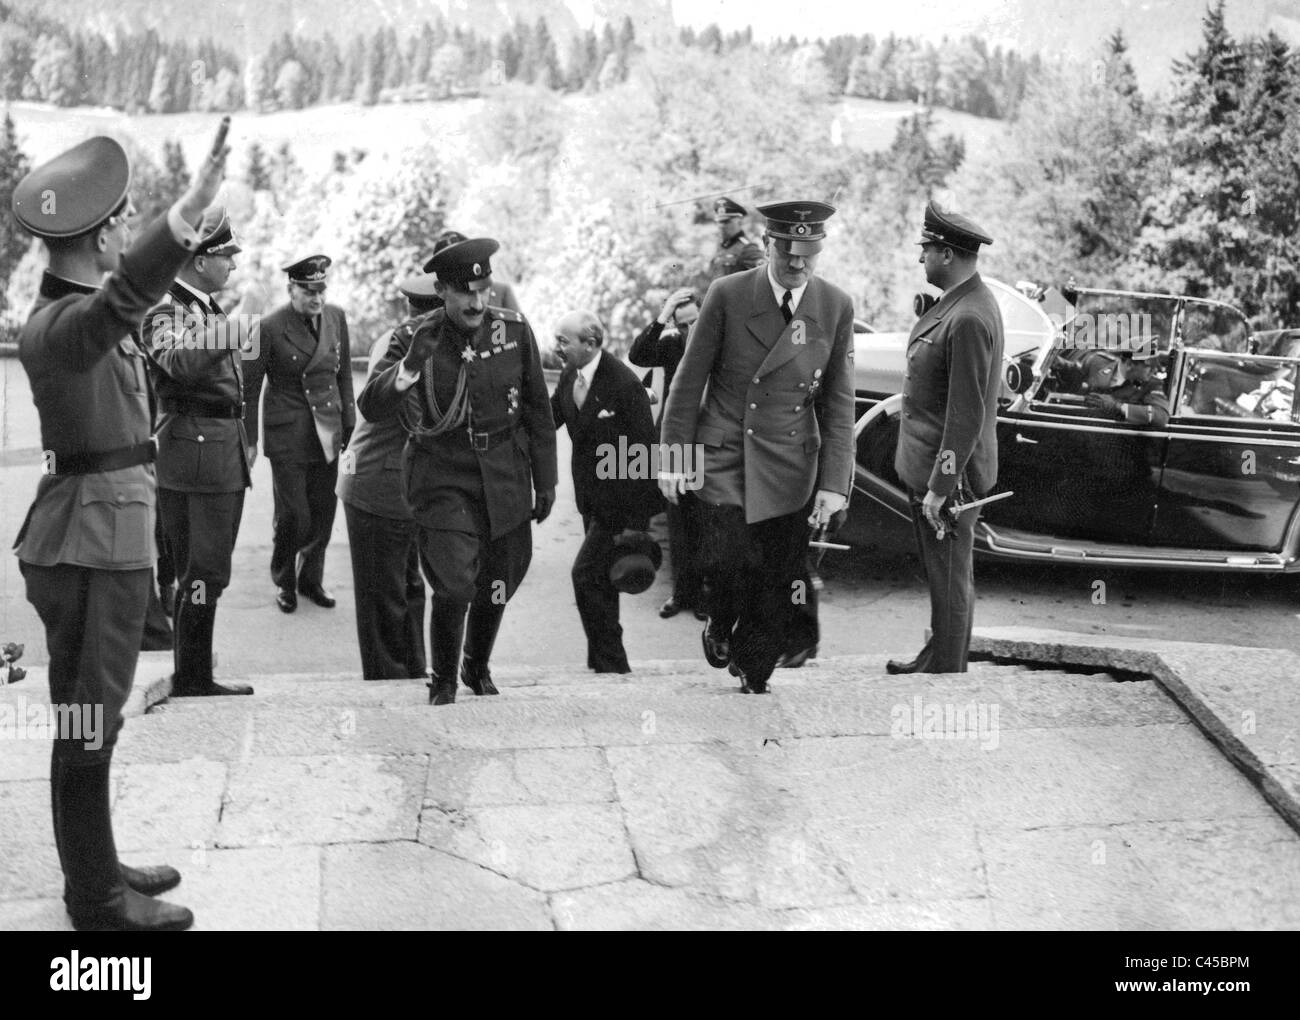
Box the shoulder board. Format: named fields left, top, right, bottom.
left=489, top=306, right=524, bottom=325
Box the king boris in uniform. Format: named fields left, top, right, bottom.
left=358, top=238, right=557, bottom=705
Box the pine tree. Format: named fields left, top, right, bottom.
left=161, top=139, right=190, bottom=203
left=246, top=140, right=271, bottom=192
left=1128, top=0, right=1258, bottom=311
left=0, top=111, right=32, bottom=317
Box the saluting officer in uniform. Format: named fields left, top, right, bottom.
left=889, top=201, right=1004, bottom=676
left=660, top=201, right=855, bottom=694
left=143, top=207, right=255, bottom=698
left=243, top=255, right=356, bottom=613
left=12, top=128, right=229, bottom=931
left=707, top=197, right=765, bottom=282
left=358, top=238, right=557, bottom=705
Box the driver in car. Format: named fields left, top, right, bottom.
left=1080, top=341, right=1170, bottom=427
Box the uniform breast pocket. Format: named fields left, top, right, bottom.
left=114, top=338, right=146, bottom=395
left=75, top=480, right=152, bottom=564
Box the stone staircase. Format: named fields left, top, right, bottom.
left=3, top=653, right=1299, bottom=930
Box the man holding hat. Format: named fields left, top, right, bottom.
left=707, top=197, right=765, bottom=282
left=551, top=309, right=661, bottom=674
left=359, top=237, right=557, bottom=705
left=243, top=254, right=356, bottom=613
left=660, top=200, right=856, bottom=694
left=11, top=125, right=231, bottom=931
left=889, top=199, right=1005, bottom=675
left=143, top=206, right=255, bottom=697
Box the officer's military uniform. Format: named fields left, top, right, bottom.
left=358, top=238, right=557, bottom=705
left=143, top=208, right=253, bottom=697
left=660, top=202, right=856, bottom=693
left=893, top=202, right=1004, bottom=675
left=1077, top=348, right=1171, bottom=427
left=12, top=135, right=206, bottom=931
left=242, top=255, right=355, bottom=609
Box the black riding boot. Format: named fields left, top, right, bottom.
left=427, top=596, right=467, bottom=706
left=56, top=757, right=193, bottom=931
left=461, top=598, right=504, bottom=696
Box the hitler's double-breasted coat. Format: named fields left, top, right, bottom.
left=659, top=266, right=856, bottom=523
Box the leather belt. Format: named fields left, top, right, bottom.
left=47, top=440, right=156, bottom=476
left=467, top=424, right=517, bottom=452
left=161, top=397, right=242, bottom=419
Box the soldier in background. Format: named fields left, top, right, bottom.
left=143, top=206, right=254, bottom=698
left=243, top=255, right=356, bottom=614
left=706, top=197, right=765, bottom=283
left=358, top=238, right=557, bottom=705
left=12, top=126, right=229, bottom=931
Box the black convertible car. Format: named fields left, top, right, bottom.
left=852, top=281, right=1300, bottom=579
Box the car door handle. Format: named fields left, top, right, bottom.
left=1015, top=432, right=1039, bottom=445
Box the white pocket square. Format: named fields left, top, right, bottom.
left=598, top=408, right=616, bottom=418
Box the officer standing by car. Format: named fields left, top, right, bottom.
left=143, top=206, right=254, bottom=698
left=889, top=201, right=1004, bottom=676
left=358, top=237, right=557, bottom=705
left=12, top=125, right=230, bottom=931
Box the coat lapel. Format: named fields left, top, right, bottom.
left=745, top=270, right=787, bottom=352
left=573, top=355, right=609, bottom=436
left=757, top=278, right=827, bottom=377
left=303, top=310, right=334, bottom=372
left=285, top=310, right=320, bottom=362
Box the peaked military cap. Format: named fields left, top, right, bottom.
left=713, top=197, right=746, bottom=222
left=758, top=200, right=836, bottom=255
left=918, top=200, right=993, bottom=254
left=426, top=237, right=498, bottom=291
left=12, top=136, right=132, bottom=240
left=283, top=254, right=331, bottom=291
left=196, top=206, right=241, bottom=257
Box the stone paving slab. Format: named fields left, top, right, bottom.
left=319, top=842, right=552, bottom=930
left=4, top=647, right=1300, bottom=930
left=218, top=754, right=427, bottom=848
left=971, top=627, right=1300, bottom=835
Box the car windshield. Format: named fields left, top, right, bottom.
left=1066, top=292, right=1179, bottom=353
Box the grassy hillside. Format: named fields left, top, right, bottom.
left=3, top=94, right=1006, bottom=174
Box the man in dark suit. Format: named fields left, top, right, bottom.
left=889, top=200, right=1005, bottom=675
left=143, top=206, right=255, bottom=697
left=243, top=255, right=355, bottom=613
left=358, top=238, right=557, bottom=705
left=552, top=310, right=661, bottom=673
left=629, top=286, right=707, bottom=619
left=660, top=201, right=856, bottom=694
left=12, top=126, right=230, bottom=931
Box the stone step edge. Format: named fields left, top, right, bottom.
left=970, top=627, right=1300, bottom=839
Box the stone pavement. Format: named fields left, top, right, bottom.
left=2, top=643, right=1299, bottom=931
